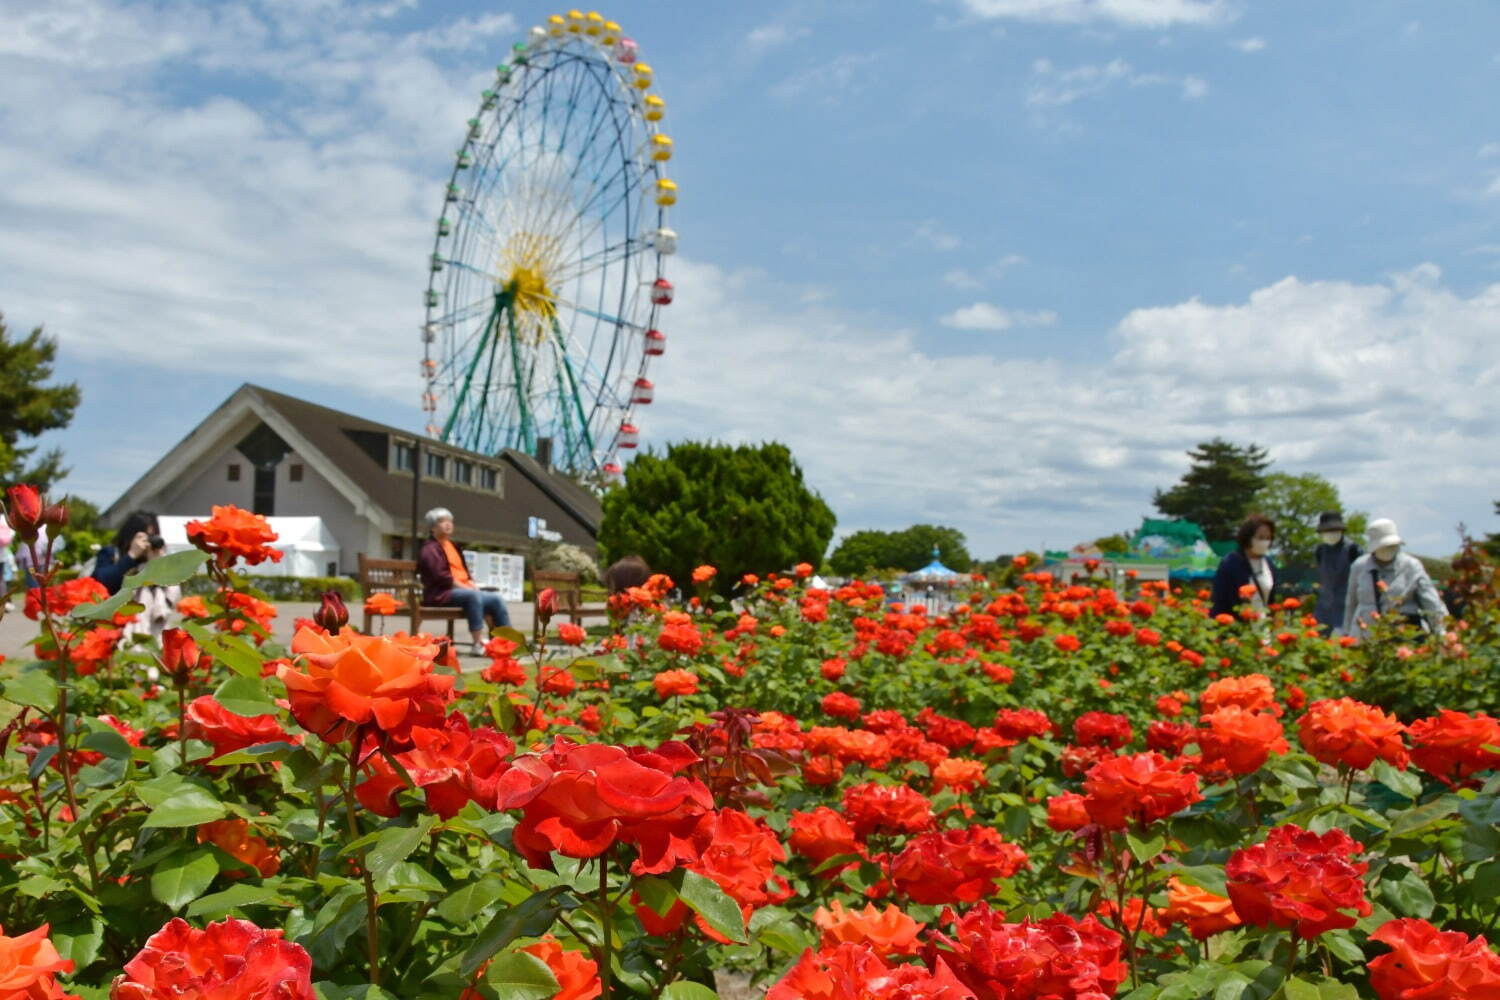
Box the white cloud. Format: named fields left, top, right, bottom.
left=769, top=53, right=875, bottom=103
left=944, top=254, right=1026, bottom=288
left=911, top=220, right=964, bottom=252
left=1480, top=142, right=1500, bottom=159
left=1231, top=36, right=1266, bottom=52
left=939, top=302, right=1059, bottom=330
left=746, top=22, right=810, bottom=50
left=5, top=0, right=1498, bottom=560
left=1028, top=57, right=1208, bottom=107
left=950, top=0, right=1234, bottom=29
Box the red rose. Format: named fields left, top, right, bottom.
left=1226, top=824, right=1370, bottom=939
left=159, top=628, right=201, bottom=682
left=535, top=587, right=558, bottom=623
left=925, top=906, right=1126, bottom=1000
left=4, top=484, right=44, bottom=542
left=196, top=819, right=279, bottom=878
left=1407, top=710, right=1500, bottom=787
left=993, top=708, right=1053, bottom=741
left=184, top=696, right=297, bottom=762
left=504, top=739, right=716, bottom=876
left=1082, top=752, right=1202, bottom=830
left=24, top=577, right=109, bottom=621
left=356, top=712, right=515, bottom=819
left=690, top=809, right=790, bottom=930
left=1195, top=705, right=1289, bottom=776
left=888, top=826, right=1028, bottom=904
left=312, top=591, right=348, bottom=632
left=821, top=691, right=862, bottom=720
left=788, top=807, right=862, bottom=871
left=1074, top=711, right=1133, bottom=749
left=1046, top=791, right=1091, bottom=832
left=656, top=622, right=703, bottom=656
left=1146, top=720, right=1195, bottom=755
left=1368, top=917, right=1500, bottom=999
left=768, top=943, right=973, bottom=1000
left=557, top=623, right=586, bottom=646
left=110, top=918, right=313, bottom=999
left=841, top=783, right=934, bottom=839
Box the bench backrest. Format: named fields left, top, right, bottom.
left=358, top=554, right=420, bottom=604
left=533, top=570, right=584, bottom=610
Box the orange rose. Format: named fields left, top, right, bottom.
left=1163, top=877, right=1241, bottom=939
left=362, top=592, right=404, bottom=616
left=652, top=669, right=699, bottom=699
left=520, top=937, right=600, bottom=1000
left=197, top=818, right=279, bottom=878
left=1201, top=673, right=1281, bottom=716
left=691, top=564, right=717, bottom=584
left=0, top=923, right=76, bottom=1000
left=184, top=505, right=283, bottom=569
left=814, top=901, right=922, bottom=956
left=1298, top=698, right=1409, bottom=771
left=277, top=627, right=454, bottom=745
left=1196, top=705, right=1289, bottom=776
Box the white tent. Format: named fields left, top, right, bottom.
left=157, top=516, right=342, bottom=578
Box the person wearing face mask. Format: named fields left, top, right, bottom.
left=1342, top=518, right=1447, bottom=641
left=1210, top=514, right=1277, bottom=619
left=1313, top=511, right=1360, bottom=635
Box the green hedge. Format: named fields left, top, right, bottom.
left=182, top=575, right=361, bottom=602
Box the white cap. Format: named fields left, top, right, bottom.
left=1367, top=518, right=1403, bottom=550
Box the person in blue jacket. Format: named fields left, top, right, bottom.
left=91, top=510, right=162, bottom=595
left=1210, top=514, right=1277, bottom=619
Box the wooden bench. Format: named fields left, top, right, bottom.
left=356, top=554, right=464, bottom=639
left=532, top=570, right=610, bottom=641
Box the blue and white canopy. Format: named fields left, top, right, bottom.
left=904, top=547, right=962, bottom=587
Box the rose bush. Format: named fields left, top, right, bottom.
left=2, top=486, right=1499, bottom=998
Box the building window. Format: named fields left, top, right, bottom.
left=453, top=459, right=473, bottom=486
left=289, top=463, right=304, bottom=482
left=227, top=463, right=241, bottom=482
left=425, top=452, right=447, bottom=479
left=480, top=467, right=499, bottom=491
left=393, top=441, right=414, bottom=472
left=253, top=467, right=275, bottom=516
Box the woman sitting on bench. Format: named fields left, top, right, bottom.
left=416, top=507, right=511, bottom=655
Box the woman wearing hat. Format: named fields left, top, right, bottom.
left=1313, top=511, right=1360, bottom=635
left=1342, top=518, right=1448, bottom=640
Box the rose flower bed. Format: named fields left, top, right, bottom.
left=2, top=483, right=1499, bottom=999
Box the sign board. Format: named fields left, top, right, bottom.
left=464, top=552, right=526, bottom=603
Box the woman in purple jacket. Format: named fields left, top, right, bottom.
left=416, top=507, right=511, bottom=655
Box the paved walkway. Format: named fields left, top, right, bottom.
left=0, top=597, right=535, bottom=667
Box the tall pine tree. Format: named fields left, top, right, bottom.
left=1153, top=438, right=1271, bottom=543
left=1, top=312, right=80, bottom=492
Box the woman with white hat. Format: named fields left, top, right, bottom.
left=1341, top=518, right=1448, bottom=640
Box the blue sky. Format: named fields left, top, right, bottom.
left=3, top=0, right=1499, bottom=557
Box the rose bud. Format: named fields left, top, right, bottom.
left=160, top=628, right=202, bottom=683
left=41, top=500, right=69, bottom=530
left=536, top=587, right=558, bottom=624
left=4, top=484, right=44, bottom=541
left=313, top=591, right=349, bottom=633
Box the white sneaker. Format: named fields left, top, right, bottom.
left=471, top=642, right=485, bottom=657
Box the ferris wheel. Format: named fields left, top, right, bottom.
left=421, top=10, right=676, bottom=481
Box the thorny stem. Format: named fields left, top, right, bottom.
left=344, top=744, right=382, bottom=987
left=177, top=685, right=188, bottom=765
left=598, top=856, right=613, bottom=1000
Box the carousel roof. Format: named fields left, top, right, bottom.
left=904, top=547, right=961, bottom=585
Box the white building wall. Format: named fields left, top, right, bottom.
left=157, top=443, right=374, bottom=576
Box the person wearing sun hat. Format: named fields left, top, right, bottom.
left=1313, top=511, right=1360, bottom=635
left=1341, top=518, right=1448, bottom=640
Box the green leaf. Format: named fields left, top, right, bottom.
left=304, top=884, right=368, bottom=970
left=204, top=634, right=269, bottom=680
left=461, top=885, right=573, bottom=980
left=142, top=784, right=227, bottom=828
left=50, top=917, right=105, bottom=969
left=661, top=984, right=719, bottom=1000
left=1370, top=759, right=1423, bottom=800
left=1126, top=833, right=1166, bottom=863
left=151, top=848, right=220, bottom=911
left=482, top=950, right=560, bottom=1000
left=2, top=668, right=58, bottom=710
left=1389, top=795, right=1460, bottom=837
left=1378, top=867, right=1436, bottom=919
left=27, top=743, right=59, bottom=783
left=1284, top=978, right=1321, bottom=1000
left=675, top=870, right=745, bottom=943
left=316, top=984, right=400, bottom=1000
left=186, top=883, right=280, bottom=918
left=81, top=727, right=133, bottom=760
left=73, top=550, right=208, bottom=621
left=212, top=675, right=276, bottom=716
left=209, top=741, right=298, bottom=766
left=491, top=626, right=531, bottom=652
left=365, top=815, right=438, bottom=878
left=436, top=877, right=506, bottom=925
left=633, top=876, right=679, bottom=917
left=1171, top=864, right=1227, bottom=896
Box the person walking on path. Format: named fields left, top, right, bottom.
left=1210, top=514, right=1277, bottom=619
left=416, top=507, right=511, bottom=655
left=1313, top=511, right=1360, bottom=635
left=1342, top=518, right=1448, bottom=640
